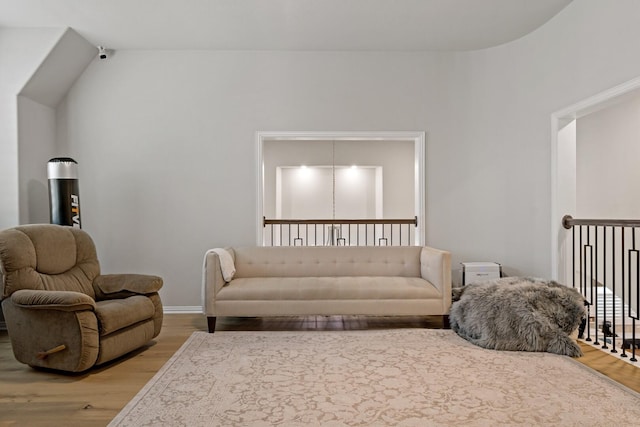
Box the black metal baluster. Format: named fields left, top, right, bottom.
left=634, top=227, right=640, bottom=362
left=270, top=224, right=274, bottom=247
left=629, top=228, right=638, bottom=361
left=627, top=227, right=640, bottom=362
left=572, top=224, right=575, bottom=290
left=390, top=224, right=393, bottom=246
left=373, top=224, right=376, bottom=246
left=337, top=224, right=346, bottom=246
left=584, top=226, right=592, bottom=341
left=622, top=228, right=627, bottom=358
left=602, top=226, right=608, bottom=350
left=580, top=226, right=584, bottom=296
left=612, top=226, right=618, bottom=354
left=594, top=226, right=600, bottom=346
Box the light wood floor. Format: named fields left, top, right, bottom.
left=1, top=314, right=639, bottom=427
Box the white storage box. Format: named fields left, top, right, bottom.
left=461, top=262, right=501, bottom=285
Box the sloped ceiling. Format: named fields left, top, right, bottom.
left=19, top=28, right=96, bottom=107
left=0, top=0, right=572, bottom=51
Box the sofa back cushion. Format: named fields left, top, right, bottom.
left=232, top=246, right=422, bottom=278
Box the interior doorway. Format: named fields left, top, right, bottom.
left=256, top=131, right=426, bottom=246
left=551, top=76, right=640, bottom=283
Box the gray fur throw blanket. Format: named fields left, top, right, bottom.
left=450, top=277, right=586, bottom=357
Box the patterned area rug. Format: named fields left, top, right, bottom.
left=110, top=329, right=640, bottom=426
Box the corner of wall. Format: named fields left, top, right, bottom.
left=16, top=28, right=96, bottom=224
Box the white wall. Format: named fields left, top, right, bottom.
left=427, top=0, right=640, bottom=282
left=576, top=93, right=640, bottom=218
left=57, top=51, right=445, bottom=307
left=49, top=0, right=640, bottom=305
left=334, top=140, right=414, bottom=218
left=17, top=95, right=56, bottom=224
left=556, top=120, right=576, bottom=285
left=16, top=28, right=95, bottom=227
left=0, top=28, right=63, bottom=229
left=279, top=167, right=378, bottom=219
left=0, top=28, right=63, bottom=325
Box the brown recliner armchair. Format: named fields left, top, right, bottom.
left=0, top=224, right=163, bottom=372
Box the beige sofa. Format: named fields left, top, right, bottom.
left=202, top=246, right=451, bottom=332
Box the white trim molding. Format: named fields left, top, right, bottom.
left=163, top=306, right=202, bottom=314
left=255, top=131, right=427, bottom=246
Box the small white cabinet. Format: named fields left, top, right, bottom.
left=461, top=262, right=502, bottom=285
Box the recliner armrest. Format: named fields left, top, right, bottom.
left=93, top=274, right=163, bottom=300
left=10, top=289, right=96, bottom=311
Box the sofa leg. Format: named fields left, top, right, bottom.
left=441, top=315, right=450, bottom=329
left=207, top=316, right=217, bottom=333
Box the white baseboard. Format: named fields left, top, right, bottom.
left=163, top=306, right=202, bottom=314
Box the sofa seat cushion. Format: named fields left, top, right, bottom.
left=95, top=295, right=155, bottom=336
left=216, top=277, right=441, bottom=301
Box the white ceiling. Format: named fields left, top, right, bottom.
left=0, top=0, right=572, bottom=51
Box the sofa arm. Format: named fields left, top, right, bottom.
left=420, top=247, right=452, bottom=311
left=93, top=274, right=163, bottom=300
left=10, top=289, right=96, bottom=311
left=202, top=249, right=227, bottom=316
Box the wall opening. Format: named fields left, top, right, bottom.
left=256, top=131, right=426, bottom=246
left=552, top=76, right=640, bottom=283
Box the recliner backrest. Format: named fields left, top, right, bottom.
left=0, top=224, right=100, bottom=299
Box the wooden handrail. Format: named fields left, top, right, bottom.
left=263, top=216, right=418, bottom=226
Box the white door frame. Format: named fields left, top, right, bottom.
left=256, top=131, right=426, bottom=246
left=551, top=76, right=640, bottom=282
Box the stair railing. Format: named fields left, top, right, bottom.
left=263, top=216, right=418, bottom=247
left=563, top=215, right=639, bottom=362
